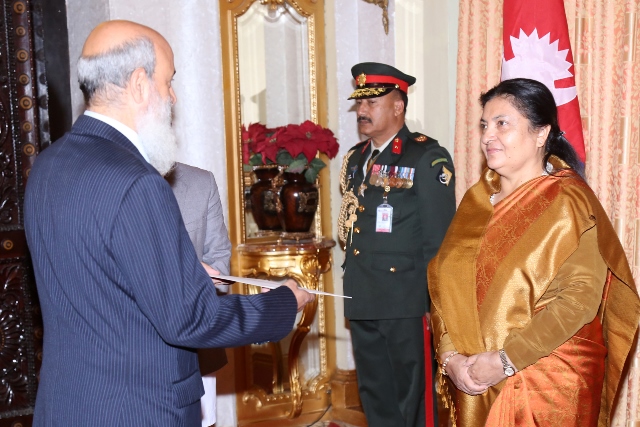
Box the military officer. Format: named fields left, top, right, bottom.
left=338, top=62, right=456, bottom=427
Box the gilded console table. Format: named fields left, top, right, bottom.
left=236, top=237, right=336, bottom=423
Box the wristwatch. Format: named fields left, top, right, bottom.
left=498, top=349, right=515, bottom=377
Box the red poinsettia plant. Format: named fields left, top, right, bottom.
left=242, top=120, right=339, bottom=183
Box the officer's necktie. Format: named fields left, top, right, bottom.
left=366, top=149, right=380, bottom=174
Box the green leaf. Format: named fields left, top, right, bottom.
left=310, top=158, right=326, bottom=169
left=287, top=158, right=307, bottom=173
left=249, top=154, right=263, bottom=166
left=276, top=150, right=294, bottom=165
left=243, top=163, right=253, bottom=172
left=305, top=166, right=319, bottom=183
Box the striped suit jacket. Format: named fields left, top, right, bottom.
left=24, top=115, right=297, bottom=426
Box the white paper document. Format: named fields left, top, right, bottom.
left=212, top=275, right=352, bottom=299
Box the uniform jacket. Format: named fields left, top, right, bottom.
left=342, top=124, right=456, bottom=319
left=167, top=162, right=231, bottom=375
left=24, top=115, right=297, bottom=426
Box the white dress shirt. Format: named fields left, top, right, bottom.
left=84, top=110, right=149, bottom=162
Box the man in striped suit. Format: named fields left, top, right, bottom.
left=167, top=162, right=233, bottom=427
left=24, top=20, right=313, bottom=426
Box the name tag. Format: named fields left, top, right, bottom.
left=376, top=204, right=393, bottom=233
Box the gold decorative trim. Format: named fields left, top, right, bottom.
left=260, top=0, right=285, bottom=10
left=19, top=96, right=32, bottom=109
left=220, top=2, right=333, bottom=424
left=236, top=239, right=334, bottom=421
left=16, top=49, right=29, bottom=62
left=362, top=0, right=389, bottom=35
left=2, top=239, right=14, bottom=250
left=348, top=86, right=388, bottom=98
left=329, top=369, right=367, bottom=426
left=308, top=14, right=318, bottom=125
left=13, top=1, right=26, bottom=14
left=22, top=143, right=35, bottom=156
left=338, top=150, right=358, bottom=246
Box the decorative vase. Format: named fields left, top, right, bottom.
left=248, top=166, right=282, bottom=231
left=277, top=172, right=319, bottom=233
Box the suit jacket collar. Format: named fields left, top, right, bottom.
left=72, top=115, right=148, bottom=165
left=164, top=162, right=185, bottom=189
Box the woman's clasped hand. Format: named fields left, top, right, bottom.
left=442, top=351, right=514, bottom=396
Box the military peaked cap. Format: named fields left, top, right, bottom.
left=348, top=62, right=416, bottom=100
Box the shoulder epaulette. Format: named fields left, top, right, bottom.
left=411, top=132, right=428, bottom=142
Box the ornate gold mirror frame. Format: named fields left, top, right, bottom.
left=220, top=0, right=336, bottom=424
left=221, top=0, right=331, bottom=260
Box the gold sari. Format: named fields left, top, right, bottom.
left=428, top=159, right=640, bottom=426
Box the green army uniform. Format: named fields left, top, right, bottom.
left=338, top=63, right=456, bottom=427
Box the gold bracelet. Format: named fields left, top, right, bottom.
left=441, top=351, right=459, bottom=376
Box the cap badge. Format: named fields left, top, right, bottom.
left=392, top=137, right=402, bottom=154
left=357, top=73, right=367, bottom=87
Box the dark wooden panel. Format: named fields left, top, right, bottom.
left=0, top=0, right=49, bottom=424
left=33, top=0, right=70, bottom=142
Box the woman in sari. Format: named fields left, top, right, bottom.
left=428, top=78, right=640, bottom=427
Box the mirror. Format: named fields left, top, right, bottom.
left=219, top=0, right=334, bottom=423
left=237, top=2, right=311, bottom=238
left=238, top=3, right=310, bottom=127
left=220, top=0, right=328, bottom=251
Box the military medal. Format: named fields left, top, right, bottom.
left=388, top=166, right=398, bottom=188
left=369, top=164, right=380, bottom=185
left=404, top=167, right=415, bottom=188
left=393, top=167, right=403, bottom=188
left=388, top=173, right=397, bottom=188
left=399, top=167, right=408, bottom=188
left=381, top=166, right=389, bottom=187
left=376, top=167, right=385, bottom=186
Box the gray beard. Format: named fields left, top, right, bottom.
left=137, top=89, right=177, bottom=176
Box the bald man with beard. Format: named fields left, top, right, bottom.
left=24, top=20, right=314, bottom=426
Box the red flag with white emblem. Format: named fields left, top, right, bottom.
left=501, top=0, right=586, bottom=162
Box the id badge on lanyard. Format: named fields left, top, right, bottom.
left=376, top=203, right=393, bottom=233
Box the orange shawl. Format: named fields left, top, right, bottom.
left=428, top=162, right=639, bottom=426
